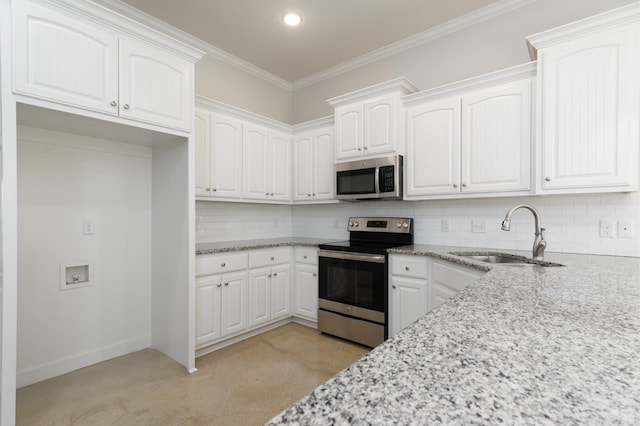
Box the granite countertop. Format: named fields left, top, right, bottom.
left=195, top=237, right=340, bottom=255
left=267, top=245, right=640, bottom=425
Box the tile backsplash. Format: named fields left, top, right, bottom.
left=197, top=192, right=640, bottom=257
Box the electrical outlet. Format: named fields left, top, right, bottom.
left=441, top=219, right=450, bottom=232
left=618, top=221, right=633, bottom=238
left=471, top=219, right=486, bottom=233
left=599, top=221, right=614, bottom=238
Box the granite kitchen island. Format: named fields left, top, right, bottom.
left=267, top=248, right=640, bottom=425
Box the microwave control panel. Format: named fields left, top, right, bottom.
left=379, top=165, right=395, bottom=193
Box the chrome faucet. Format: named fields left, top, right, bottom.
left=501, top=204, right=547, bottom=260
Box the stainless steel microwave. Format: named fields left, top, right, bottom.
left=335, top=155, right=403, bottom=200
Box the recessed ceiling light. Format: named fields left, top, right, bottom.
left=283, top=12, right=302, bottom=27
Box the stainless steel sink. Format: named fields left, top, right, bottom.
left=450, top=252, right=563, bottom=267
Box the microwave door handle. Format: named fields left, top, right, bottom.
left=375, top=167, right=381, bottom=194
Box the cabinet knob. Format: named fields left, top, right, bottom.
left=307, top=194, right=311, bottom=197
left=212, top=188, right=217, bottom=192
left=363, top=146, right=368, bottom=150
left=392, top=284, right=397, bottom=289
left=452, top=184, right=458, bottom=188
left=313, top=273, right=317, bottom=277
left=462, top=183, right=467, bottom=188
left=312, top=193, right=316, bottom=196
left=273, top=273, right=278, bottom=277
left=224, top=282, right=229, bottom=286
left=357, top=147, right=362, bottom=151
left=270, top=257, right=275, bottom=261
left=405, top=266, right=410, bottom=271
left=216, top=283, right=222, bottom=288
left=206, top=187, right=211, bottom=191
left=270, top=193, right=274, bottom=196
left=123, top=104, right=130, bottom=110
left=545, top=177, right=551, bottom=182
left=221, top=263, right=226, bottom=267
left=265, top=192, right=269, bottom=196
left=268, top=274, right=272, bottom=278
left=303, top=255, right=307, bottom=259
left=110, top=101, right=117, bottom=107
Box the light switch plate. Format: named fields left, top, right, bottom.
left=472, top=219, right=486, bottom=233
left=83, top=219, right=95, bottom=235
left=441, top=219, right=450, bottom=232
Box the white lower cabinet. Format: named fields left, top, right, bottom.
left=388, top=254, right=485, bottom=338
left=196, top=270, right=247, bottom=347
left=248, top=263, right=291, bottom=328
left=294, top=247, right=319, bottom=321
left=389, top=255, right=429, bottom=337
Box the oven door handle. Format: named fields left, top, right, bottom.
left=318, top=250, right=386, bottom=264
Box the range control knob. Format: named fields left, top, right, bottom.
left=354, top=222, right=359, bottom=227
left=349, top=221, right=354, bottom=227
left=396, top=222, right=402, bottom=228
left=402, top=223, right=409, bottom=228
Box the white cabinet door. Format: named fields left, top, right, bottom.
left=295, top=264, right=318, bottom=321
left=13, top=0, right=119, bottom=115
left=194, top=109, right=211, bottom=197
left=364, top=96, right=396, bottom=155
left=335, top=105, right=364, bottom=159
left=270, top=131, right=292, bottom=202
left=461, top=79, right=532, bottom=193
left=248, top=268, right=271, bottom=328
left=211, top=113, right=243, bottom=199
left=118, top=38, right=193, bottom=131
left=313, top=127, right=335, bottom=200
left=293, top=132, right=313, bottom=201
left=243, top=124, right=270, bottom=200
left=271, top=264, right=291, bottom=320
left=539, top=23, right=639, bottom=192
left=389, top=276, right=428, bottom=337
left=221, top=272, right=248, bottom=336
left=196, top=275, right=221, bottom=346
left=429, top=260, right=483, bottom=311
left=405, top=97, right=461, bottom=197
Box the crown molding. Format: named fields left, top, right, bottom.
left=402, top=61, right=536, bottom=106
left=88, top=0, right=293, bottom=90
left=525, top=1, right=640, bottom=60
left=327, top=77, right=418, bottom=107
left=292, top=0, right=536, bottom=90
left=195, top=96, right=292, bottom=132
left=291, top=116, right=334, bottom=133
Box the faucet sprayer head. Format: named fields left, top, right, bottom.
left=501, top=219, right=511, bottom=231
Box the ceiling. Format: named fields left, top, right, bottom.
left=119, top=0, right=499, bottom=83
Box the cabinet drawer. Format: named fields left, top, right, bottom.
left=249, top=247, right=291, bottom=268
left=390, top=255, right=428, bottom=278
left=295, top=247, right=318, bottom=265
left=196, top=252, right=248, bottom=276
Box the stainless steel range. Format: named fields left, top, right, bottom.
left=317, top=217, right=413, bottom=347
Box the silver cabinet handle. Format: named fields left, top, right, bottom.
left=216, top=283, right=222, bottom=288
left=268, top=274, right=272, bottom=278
left=270, top=193, right=274, bottom=196
left=110, top=101, right=117, bottom=107
left=545, top=177, right=551, bottom=182
left=303, top=255, right=307, bottom=259
left=312, top=193, right=316, bottom=196
left=221, top=263, right=226, bottom=267
left=206, top=187, right=211, bottom=191
left=212, top=188, right=217, bottom=192
left=453, top=183, right=458, bottom=188
left=123, top=104, right=130, bottom=110
left=307, top=194, right=311, bottom=197
left=363, top=146, right=368, bottom=150
left=392, top=284, right=397, bottom=289
left=313, top=273, right=317, bottom=277
left=224, top=282, right=229, bottom=286
left=357, top=147, right=362, bottom=151
left=270, top=257, right=275, bottom=261
left=405, top=266, right=410, bottom=271
left=273, top=272, right=278, bottom=277
left=462, top=183, right=467, bottom=188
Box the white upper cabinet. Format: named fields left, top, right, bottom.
left=13, top=0, right=200, bottom=132
left=195, top=107, right=243, bottom=199
left=404, top=63, right=535, bottom=199
left=118, top=38, right=193, bottom=131
left=527, top=6, right=639, bottom=193
left=406, top=97, right=461, bottom=196
left=13, top=0, right=119, bottom=115
left=293, top=124, right=335, bottom=202
left=329, top=78, right=418, bottom=161
left=243, top=124, right=292, bottom=202
left=460, top=79, right=532, bottom=193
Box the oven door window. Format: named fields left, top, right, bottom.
left=319, top=256, right=385, bottom=312
left=336, top=168, right=376, bottom=195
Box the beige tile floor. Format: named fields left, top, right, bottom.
left=16, top=323, right=369, bottom=425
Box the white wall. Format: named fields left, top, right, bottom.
left=195, top=55, right=292, bottom=124
left=16, top=126, right=152, bottom=387
left=291, top=0, right=637, bottom=123
left=196, top=201, right=292, bottom=243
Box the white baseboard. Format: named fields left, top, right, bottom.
left=17, top=334, right=151, bottom=388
